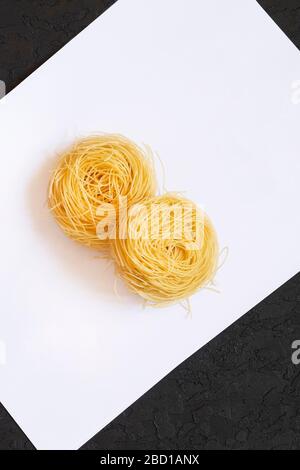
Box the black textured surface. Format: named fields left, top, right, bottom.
left=0, top=407, right=34, bottom=450
left=0, top=0, right=300, bottom=450
left=82, top=274, right=300, bottom=450
left=0, top=0, right=117, bottom=93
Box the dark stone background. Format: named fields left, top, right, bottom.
left=0, top=0, right=300, bottom=450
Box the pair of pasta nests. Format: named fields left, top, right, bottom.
left=48, top=134, right=218, bottom=305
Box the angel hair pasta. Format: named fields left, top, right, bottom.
left=48, top=134, right=156, bottom=248
left=112, top=193, right=219, bottom=305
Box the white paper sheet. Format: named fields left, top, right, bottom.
left=0, top=0, right=299, bottom=449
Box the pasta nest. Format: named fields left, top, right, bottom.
left=48, top=134, right=156, bottom=248
left=112, top=194, right=219, bottom=305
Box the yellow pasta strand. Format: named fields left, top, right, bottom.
left=48, top=134, right=156, bottom=249
left=112, top=193, right=219, bottom=305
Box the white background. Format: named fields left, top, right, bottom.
left=0, top=0, right=300, bottom=449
